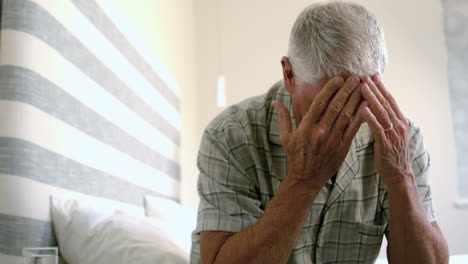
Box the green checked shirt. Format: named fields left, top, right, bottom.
left=191, top=81, right=436, bottom=264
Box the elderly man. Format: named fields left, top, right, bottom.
left=191, top=1, right=449, bottom=263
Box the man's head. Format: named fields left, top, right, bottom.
left=287, top=1, right=387, bottom=85
left=282, top=1, right=387, bottom=123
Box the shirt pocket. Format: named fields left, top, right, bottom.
left=357, top=223, right=386, bottom=262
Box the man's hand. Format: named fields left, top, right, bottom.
left=361, top=75, right=413, bottom=187
left=272, top=75, right=365, bottom=190
left=362, top=75, right=449, bottom=264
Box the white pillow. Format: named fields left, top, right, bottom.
left=143, top=196, right=197, bottom=253
left=50, top=196, right=189, bottom=264
left=144, top=196, right=196, bottom=224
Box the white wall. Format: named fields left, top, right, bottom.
left=194, top=0, right=468, bottom=256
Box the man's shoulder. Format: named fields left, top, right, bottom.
left=206, top=95, right=266, bottom=133
left=205, top=81, right=281, bottom=135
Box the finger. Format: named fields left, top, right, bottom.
left=343, top=101, right=366, bottom=143
left=362, top=104, right=386, bottom=143
left=271, top=100, right=293, bottom=146
left=361, top=82, right=393, bottom=130
left=364, top=77, right=398, bottom=122
left=320, top=75, right=361, bottom=131
left=331, top=83, right=363, bottom=135
left=303, top=76, right=344, bottom=125
left=372, top=74, right=405, bottom=120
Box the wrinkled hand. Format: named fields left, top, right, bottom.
left=361, top=75, right=413, bottom=188
left=272, top=76, right=365, bottom=190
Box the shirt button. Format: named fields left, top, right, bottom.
left=318, top=238, right=325, bottom=247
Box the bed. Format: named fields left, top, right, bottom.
left=0, top=0, right=182, bottom=263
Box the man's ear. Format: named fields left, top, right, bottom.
left=281, top=56, right=295, bottom=93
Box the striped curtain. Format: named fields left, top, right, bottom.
left=442, top=0, right=468, bottom=197
left=0, top=0, right=181, bottom=262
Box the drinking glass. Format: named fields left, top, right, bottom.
left=22, top=247, right=58, bottom=264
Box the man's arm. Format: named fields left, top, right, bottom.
left=201, top=176, right=320, bottom=264
left=201, top=75, right=366, bottom=264
left=386, top=180, right=449, bottom=264
left=361, top=75, right=449, bottom=264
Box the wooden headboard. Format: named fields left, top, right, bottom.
left=0, top=0, right=180, bottom=263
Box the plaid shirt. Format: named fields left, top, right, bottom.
left=191, top=81, right=436, bottom=264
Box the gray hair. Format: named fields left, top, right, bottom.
left=287, top=1, right=388, bottom=85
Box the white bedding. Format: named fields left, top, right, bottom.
left=376, top=255, right=468, bottom=264
left=50, top=196, right=191, bottom=264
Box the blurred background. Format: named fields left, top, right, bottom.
left=0, top=0, right=467, bottom=262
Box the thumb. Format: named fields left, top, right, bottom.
left=271, top=100, right=293, bottom=147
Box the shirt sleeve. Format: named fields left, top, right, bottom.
left=382, top=121, right=437, bottom=233
left=194, top=127, right=264, bottom=234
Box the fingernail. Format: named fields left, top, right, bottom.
left=334, top=77, right=344, bottom=86
left=373, top=74, right=381, bottom=82
left=351, top=76, right=359, bottom=85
